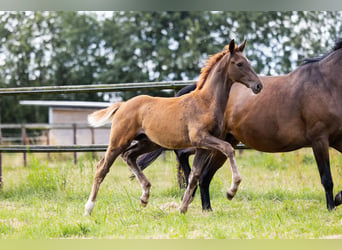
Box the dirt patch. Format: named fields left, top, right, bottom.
left=322, top=235, right=342, bottom=239
left=0, top=218, right=26, bottom=228
left=159, top=202, right=179, bottom=211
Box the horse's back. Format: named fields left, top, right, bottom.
left=226, top=75, right=309, bottom=152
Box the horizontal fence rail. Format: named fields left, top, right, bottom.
left=0, top=81, right=195, bottom=95
left=0, top=123, right=110, bottom=129
left=0, top=143, right=249, bottom=153
left=0, top=144, right=108, bottom=153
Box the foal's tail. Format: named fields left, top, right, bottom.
left=88, top=102, right=122, bottom=127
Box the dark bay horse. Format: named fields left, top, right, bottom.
left=124, top=38, right=342, bottom=211
left=84, top=40, right=263, bottom=215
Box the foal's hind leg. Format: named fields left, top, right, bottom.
left=85, top=145, right=128, bottom=216
left=85, top=116, right=140, bottom=216
left=121, top=140, right=161, bottom=207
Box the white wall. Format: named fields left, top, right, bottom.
left=49, top=108, right=111, bottom=145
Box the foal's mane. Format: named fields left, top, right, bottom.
left=196, top=46, right=231, bottom=90
left=301, top=38, right=342, bottom=65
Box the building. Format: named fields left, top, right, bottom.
left=20, top=100, right=112, bottom=145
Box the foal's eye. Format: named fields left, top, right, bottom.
left=237, top=62, right=243, bottom=67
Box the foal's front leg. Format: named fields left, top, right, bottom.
left=194, top=133, right=242, bottom=199
left=226, top=155, right=242, bottom=200
left=85, top=145, right=127, bottom=216
left=179, top=132, right=241, bottom=213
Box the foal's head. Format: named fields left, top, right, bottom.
left=226, top=40, right=263, bottom=94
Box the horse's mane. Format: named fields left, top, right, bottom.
left=196, top=46, right=231, bottom=90
left=301, top=38, right=342, bottom=65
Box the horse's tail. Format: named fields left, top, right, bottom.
left=88, top=102, right=122, bottom=127
left=137, top=148, right=166, bottom=170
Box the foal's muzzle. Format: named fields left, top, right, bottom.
left=252, top=82, right=263, bottom=94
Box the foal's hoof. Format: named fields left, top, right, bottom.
left=140, top=199, right=148, bottom=207
left=179, top=207, right=187, bottom=214
left=226, top=191, right=235, bottom=200
left=335, top=191, right=342, bottom=206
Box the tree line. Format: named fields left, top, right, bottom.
left=0, top=11, right=341, bottom=123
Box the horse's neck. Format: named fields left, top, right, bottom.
left=319, top=49, right=342, bottom=89
left=199, top=67, right=233, bottom=115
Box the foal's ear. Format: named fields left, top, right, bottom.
left=229, top=39, right=236, bottom=54
left=238, top=40, right=247, bottom=52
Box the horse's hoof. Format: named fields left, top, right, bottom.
left=202, top=207, right=213, bottom=213
left=226, top=191, right=234, bottom=200
left=140, top=199, right=148, bottom=207
left=84, top=200, right=94, bottom=216
left=335, top=191, right=342, bottom=206
left=179, top=206, right=188, bottom=214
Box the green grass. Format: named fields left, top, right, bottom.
left=0, top=149, right=342, bottom=239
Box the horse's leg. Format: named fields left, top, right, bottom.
left=224, top=134, right=242, bottom=199
left=121, top=140, right=161, bottom=207
left=332, top=139, right=342, bottom=206
left=175, top=148, right=198, bottom=203
left=121, top=136, right=160, bottom=170
left=312, top=138, right=335, bottom=211
left=137, top=148, right=166, bottom=171
left=199, top=151, right=226, bottom=211
left=179, top=133, right=239, bottom=213
left=85, top=144, right=128, bottom=216
left=197, top=135, right=240, bottom=211
left=85, top=115, right=140, bottom=216
left=226, top=154, right=242, bottom=200
left=175, top=147, right=196, bottom=188
left=123, top=134, right=166, bottom=171
left=179, top=149, right=211, bottom=213
left=192, top=133, right=242, bottom=199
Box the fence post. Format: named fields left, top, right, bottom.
left=90, top=127, right=95, bottom=159
left=73, top=123, right=77, bottom=164
left=46, top=128, right=51, bottom=161
left=21, top=124, right=27, bottom=167
left=0, top=125, right=2, bottom=188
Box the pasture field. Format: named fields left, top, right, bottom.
left=0, top=149, right=342, bottom=239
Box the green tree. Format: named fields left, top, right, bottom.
left=0, top=12, right=50, bottom=123
left=0, top=11, right=341, bottom=124
left=0, top=12, right=104, bottom=123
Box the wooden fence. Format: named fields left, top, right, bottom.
left=0, top=123, right=111, bottom=165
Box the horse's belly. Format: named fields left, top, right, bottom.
left=232, top=126, right=308, bottom=153
left=241, top=137, right=305, bottom=153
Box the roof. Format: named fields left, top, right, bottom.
left=19, top=100, right=112, bottom=108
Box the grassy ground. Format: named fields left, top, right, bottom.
left=0, top=149, right=342, bottom=239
